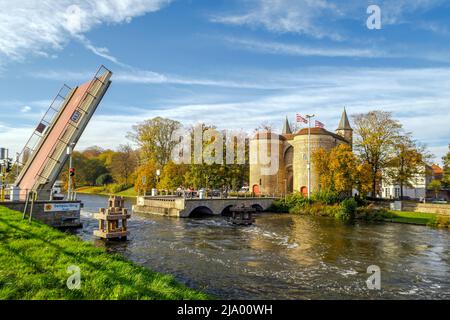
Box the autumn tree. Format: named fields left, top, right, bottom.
left=134, top=158, right=157, bottom=194
left=128, top=117, right=181, bottom=166
left=443, top=145, right=450, bottom=188
left=110, top=144, right=137, bottom=184
left=352, top=111, right=402, bottom=197
left=354, top=162, right=372, bottom=197
left=383, top=134, right=428, bottom=199
left=182, top=124, right=249, bottom=190
left=331, top=144, right=358, bottom=194
left=97, top=149, right=115, bottom=169
left=312, top=147, right=332, bottom=190
left=157, top=161, right=187, bottom=191
left=313, top=144, right=372, bottom=196
left=82, top=146, right=104, bottom=159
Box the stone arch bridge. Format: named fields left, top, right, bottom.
left=132, top=196, right=276, bottom=218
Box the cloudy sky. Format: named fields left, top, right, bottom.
left=0, top=0, right=449, bottom=164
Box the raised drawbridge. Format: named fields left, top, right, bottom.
left=13, top=66, right=112, bottom=200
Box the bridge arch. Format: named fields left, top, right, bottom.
left=188, top=206, right=214, bottom=217
left=220, top=205, right=234, bottom=216
left=251, top=204, right=264, bottom=212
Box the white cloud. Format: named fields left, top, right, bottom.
left=378, top=0, right=446, bottom=25
left=77, top=66, right=450, bottom=163
left=4, top=66, right=450, bottom=163
left=222, top=37, right=385, bottom=58
left=0, top=124, right=34, bottom=157
left=74, top=34, right=126, bottom=66
left=211, top=0, right=343, bottom=40
left=0, top=0, right=171, bottom=61
left=20, top=106, right=31, bottom=113
left=29, top=68, right=295, bottom=89
left=211, top=0, right=446, bottom=39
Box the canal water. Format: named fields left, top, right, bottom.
left=76, top=194, right=450, bottom=299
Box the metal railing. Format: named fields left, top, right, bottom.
left=1, top=187, right=76, bottom=202
left=14, top=84, right=73, bottom=181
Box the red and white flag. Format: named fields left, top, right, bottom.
left=296, top=114, right=307, bottom=123
left=315, top=120, right=325, bottom=128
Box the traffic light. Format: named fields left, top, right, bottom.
left=69, top=167, right=75, bottom=177
left=5, top=160, right=11, bottom=173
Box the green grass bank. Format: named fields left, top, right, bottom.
left=0, top=206, right=208, bottom=299
left=76, top=185, right=137, bottom=197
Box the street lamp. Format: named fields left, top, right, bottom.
left=0, top=148, right=8, bottom=202
left=156, top=169, right=161, bottom=193
left=67, top=143, right=75, bottom=201
left=305, top=114, right=315, bottom=199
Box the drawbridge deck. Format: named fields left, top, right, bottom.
left=14, top=66, right=112, bottom=200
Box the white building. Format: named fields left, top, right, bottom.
left=381, top=164, right=441, bottom=200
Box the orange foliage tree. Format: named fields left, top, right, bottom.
left=313, top=144, right=371, bottom=196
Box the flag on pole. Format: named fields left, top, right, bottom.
left=296, top=113, right=307, bottom=123
left=315, top=120, right=324, bottom=128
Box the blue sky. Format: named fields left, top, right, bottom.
left=0, top=0, right=449, bottom=164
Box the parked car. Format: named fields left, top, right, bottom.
left=432, top=198, right=448, bottom=204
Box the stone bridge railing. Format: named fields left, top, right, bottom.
left=133, top=196, right=276, bottom=218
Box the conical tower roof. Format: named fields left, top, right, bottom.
left=282, top=116, right=292, bottom=134
left=337, top=108, right=352, bottom=130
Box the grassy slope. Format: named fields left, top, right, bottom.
left=382, top=210, right=437, bottom=225
left=116, top=187, right=138, bottom=197
left=0, top=206, right=208, bottom=300
left=76, top=186, right=137, bottom=198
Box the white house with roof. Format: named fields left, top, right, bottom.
left=381, top=164, right=442, bottom=200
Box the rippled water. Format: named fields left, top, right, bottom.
left=75, top=194, right=450, bottom=299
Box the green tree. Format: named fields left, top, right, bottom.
left=429, top=179, right=442, bottom=199
left=384, top=134, right=428, bottom=199
left=157, top=161, right=187, bottom=191
left=128, top=117, right=181, bottom=166
left=96, top=173, right=113, bottom=186
left=97, top=149, right=115, bottom=169
left=183, top=124, right=249, bottom=190
left=83, top=158, right=108, bottom=186
left=353, top=111, right=402, bottom=197
left=443, top=145, right=450, bottom=188
left=110, top=144, right=137, bottom=184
